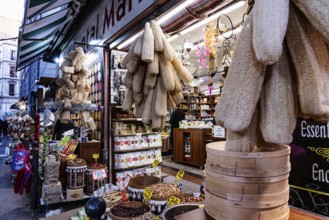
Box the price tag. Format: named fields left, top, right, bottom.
left=167, top=196, right=180, bottom=206
left=122, top=174, right=131, bottom=189
left=143, top=187, right=152, bottom=201
left=93, top=154, right=99, bottom=163
left=155, top=216, right=162, bottom=220
left=152, top=159, right=160, bottom=167
left=92, top=169, right=107, bottom=180
left=176, top=170, right=185, bottom=180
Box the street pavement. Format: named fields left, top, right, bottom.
left=0, top=137, right=39, bottom=220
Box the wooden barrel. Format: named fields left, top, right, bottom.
left=205, top=141, right=290, bottom=220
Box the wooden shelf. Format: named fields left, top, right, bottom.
left=112, top=118, right=142, bottom=122
left=113, top=132, right=158, bottom=137
left=113, top=146, right=162, bottom=153
left=114, top=162, right=162, bottom=171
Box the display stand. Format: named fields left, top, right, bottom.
left=110, top=105, right=162, bottom=189
left=173, top=128, right=212, bottom=168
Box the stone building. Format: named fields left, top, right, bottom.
left=0, top=16, right=21, bottom=117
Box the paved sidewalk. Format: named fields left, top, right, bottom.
left=0, top=157, right=39, bottom=220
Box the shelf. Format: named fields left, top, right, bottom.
left=183, top=151, right=191, bottom=154
left=114, top=162, right=162, bottom=171
left=113, top=118, right=143, bottom=122
left=113, top=146, right=162, bottom=153
left=113, top=132, right=158, bottom=137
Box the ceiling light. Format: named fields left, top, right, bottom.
left=168, top=34, right=179, bottom=42
left=89, top=39, right=102, bottom=45
left=117, top=31, right=142, bottom=50
left=180, top=1, right=246, bottom=35
left=157, top=0, right=197, bottom=25
left=117, top=0, right=196, bottom=50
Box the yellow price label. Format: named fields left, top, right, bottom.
left=93, top=154, right=99, bottom=159
left=176, top=170, right=185, bottom=180
left=155, top=216, right=162, bottom=220
left=152, top=159, right=160, bottom=167
left=143, top=187, right=152, bottom=201
left=167, top=196, right=180, bottom=206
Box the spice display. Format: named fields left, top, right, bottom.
left=111, top=202, right=150, bottom=217
left=176, top=195, right=204, bottom=203
left=101, top=191, right=122, bottom=204
left=147, top=183, right=181, bottom=198
left=121, top=20, right=193, bottom=129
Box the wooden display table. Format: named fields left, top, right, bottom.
left=76, top=140, right=101, bottom=164
left=173, top=128, right=212, bottom=168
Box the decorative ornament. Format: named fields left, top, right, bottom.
left=85, top=197, right=106, bottom=220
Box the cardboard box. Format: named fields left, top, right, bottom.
left=66, top=188, right=84, bottom=202
left=42, top=181, right=63, bottom=204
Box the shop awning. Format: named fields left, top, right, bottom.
left=16, top=0, right=89, bottom=70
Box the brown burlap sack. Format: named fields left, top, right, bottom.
left=252, top=0, right=289, bottom=64
left=215, top=13, right=266, bottom=132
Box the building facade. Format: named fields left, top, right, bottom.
left=0, top=35, right=20, bottom=117
left=20, top=60, right=59, bottom=116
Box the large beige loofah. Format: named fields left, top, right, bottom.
left=293, top=0, right=329, bottom=45
left=215, top=13, right=266, bottom=132
left=259, top=45, right=297, bottom=145
left=252, top=0, right=289, bottom=64
left=286, top=5, right=329, bottom=121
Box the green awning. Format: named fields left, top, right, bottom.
left=17, top=0, right=77, bottom=70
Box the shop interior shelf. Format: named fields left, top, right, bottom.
left=112, top=118, right=143, bottom=122
left=113, top=146, right=162, bottom=153
left=113, top=132, right=158, bottom=137
left=114, top=162, right=162, bottom=171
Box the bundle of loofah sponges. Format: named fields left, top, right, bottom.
left=215, top=0, right=329, bottom=152
left=121, top=20, right=193, bottom=129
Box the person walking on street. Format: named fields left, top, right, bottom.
left=2, top=120, right=8, bottom=137
left=0, top=118, right=3, bottom=137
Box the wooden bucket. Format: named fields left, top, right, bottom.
left=205, top=141, right=290, bottom=220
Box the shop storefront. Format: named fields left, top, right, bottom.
left=15, top=0, right=329, bottom=219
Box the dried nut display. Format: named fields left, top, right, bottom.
left=176, top=195, right=204, bottom=203
left=111, top=203, right=150, bottom=217
left=101, top=191, right=122, bottom=204
left=147, top=183, right=181, bottom=197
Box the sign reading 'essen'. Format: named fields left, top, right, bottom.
left=289, top=119, right=329, bottom=217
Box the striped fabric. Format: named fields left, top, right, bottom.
left=17, top=0, right=74, bottom=69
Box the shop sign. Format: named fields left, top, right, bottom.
left=122, top=173, right=131, bottom=189
left=213, top=125, right=225, bottom=138
left=92, top=169, right=107, bottom=180
left=74, top=0, right=157, bottom=52
left=289, top=118, right=329, bottom=217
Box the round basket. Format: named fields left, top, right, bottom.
left=204, top=141, right=290, bottom=220
left=128, top=176, right=161, bottom=189
left=161, top=203, right=201, bottom=220
left=109, top=201, right=150, bottom=220
left=127, top=176, right=161, bottom=201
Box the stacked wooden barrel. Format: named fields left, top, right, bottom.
left=205, top=141, right=290, bottom=220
